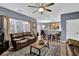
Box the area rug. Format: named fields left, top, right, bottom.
left=3, top=45, right=61, bottom=56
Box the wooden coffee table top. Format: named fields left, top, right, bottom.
left=30, top=40, right=48, bottom=49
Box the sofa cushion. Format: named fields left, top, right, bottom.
left=23, top=32, right=29, bottom=36
left=23, top=36, right=30, bottom=39
left=12, top=34, right=19, bottom=38
left=12, top=34, right=17, bottom=38
left=28, top=37, right=35, bottom=40
left=12, top=33, right=23, bottom=38
left=16, top=39, right=27, bottom=44
left=18, top=33, right=23, bottom=37
left=13, top=38, right=23, bottom=41
left=23, top=32, right=27, bottom=36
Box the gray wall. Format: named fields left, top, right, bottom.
left=0, top=7, right=36, bottom=22
left=61, top=11, right=79, bottom=41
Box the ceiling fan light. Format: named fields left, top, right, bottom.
left=38, top=8, right=44, bottom=12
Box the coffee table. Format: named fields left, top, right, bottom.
left=30, top=40, right=49, bottom=56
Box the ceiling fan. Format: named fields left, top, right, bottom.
left=28, top=3, right=55, bottom=15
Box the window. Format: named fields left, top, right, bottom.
left=9, top=18, right=30, bottom=33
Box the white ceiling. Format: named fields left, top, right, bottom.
left=0, top=3, right=79, bottom=23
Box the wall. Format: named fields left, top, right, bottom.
left=61, top=12, right=79, bottom=41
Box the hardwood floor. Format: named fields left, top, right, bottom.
left=50, top=40, right=67, bottom=56
left=1, top=40, right=67, bottom=56
left=49, top=40, right=67, bottom=56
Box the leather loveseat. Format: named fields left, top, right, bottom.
left=67, top=39, right=79, bottom=56
left=10, top=32, right=37, bottom=50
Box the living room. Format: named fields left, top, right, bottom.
left=0, top=3, right=79, bottom=56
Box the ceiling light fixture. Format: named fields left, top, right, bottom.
left=28, top=3, right=55, bottom=14
left=38, top=8, right=44, bottom=12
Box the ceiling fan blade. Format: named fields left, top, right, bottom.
left=45, top=3, right=54, bottom=7
left=44, top=8, right=52, bottom=12
left=28, top=5, right=38, bottom=8
left=32, top=9, right=38, bottom=14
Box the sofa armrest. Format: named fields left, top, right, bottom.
left=74, top=46, right=79, bottom=56
left=67, top=44, right=75, bottom=56
left=67, top=39, right=79, bottom=47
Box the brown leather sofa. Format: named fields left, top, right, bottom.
left=67, top=39, right=79, bottom=56
left=10, top=32, right=37, bottom=50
